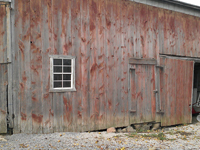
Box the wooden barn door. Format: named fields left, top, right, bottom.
left=129, top=58, right=157, bottom=124
left=160, top=57, right=194, bottom=126
left=0, top=4, right=8, bottom=133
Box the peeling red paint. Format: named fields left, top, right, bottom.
left=7, top=0, right=199, bottom=133
left=22, top=72, right=27, bottom=82
left=32, top=113, right=43, bottom=124
left=32, top=96, right=38, bottom=102
left=63, top=42, right=72, bottom=54
left=0, top=109, right=6, bottom=115
left=90, top=63, right=98, bottom=75
left=63, top=96, right=72, bottom=122
left=49, top=109, right=54, bottom=117
left=20, top=83, right=24, bottom=89
left=43, top=93, right=49, bottom=99
left=21, top=112, right=27, bottom=121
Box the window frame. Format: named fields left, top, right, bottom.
left=49, top=55, right=76, bottom=92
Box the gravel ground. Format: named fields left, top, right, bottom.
left=0, top=118, right=200, bottom=150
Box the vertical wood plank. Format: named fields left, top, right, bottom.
left=115, top=0, right=123, bottom=127
left=0, top=5, right=7, bottom=133
left=41, top=0, right=53, bottom=133
left=121, top=0, right=129, bottom=127
left=133, top=3, right=141, bottom=57
left=13, top=0, right=21, bottom=133
left=150, top=65, right=156, bottom=121
left=98, top=0, right=107, bottom=130
left=140, top=4, right=148, bottom=58
left=71, top=0, right=82, bottom=132
left=136, top=65, right=143, bottom=123
left=158, top=8, right=164, bottom=55
left=129, top=68, right=136, bottom=112
left=170, top=59, right=176, bottom=125
left=88, top=0, right=98, bottom=131
left=30, top=0, right=43, bottom=134
left=52, top=0, right=64, bottom=132
left=19, top=0, right=31, bottom=133
left=0, top=65, right=7, bottom=133
left=105, top=0, right=115, bottom=128
left=0, top=5, right=7, bottom=63
left=61, top=0, right=73, bottom=132
left=187, top=61, right=194, bottom=123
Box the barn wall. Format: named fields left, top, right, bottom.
left=12, top=0, right=200, bottom=133
left=160, top=57, right=194, bottom=126
left=0, top=4, right=8, bottom=134
left=0, top=4, right=7, bottom=63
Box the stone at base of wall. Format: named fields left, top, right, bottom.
left=134, top=123, right=151, bottom=131
left=152, top=123, right=161, bottom=130
left=107, top=127, right=116, bottom=133
left=117, top=126, right=136, bottom=133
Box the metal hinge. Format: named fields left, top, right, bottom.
left=0, top=62, right=11, bottom=64
left=153, top=89, right=158, bottom=93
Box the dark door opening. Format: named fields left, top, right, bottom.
left=192, top=63, right=200, bottom=120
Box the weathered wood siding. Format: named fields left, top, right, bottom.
left=11, top=0, right=199, bottom=133
left=0, top=5, right=7, bottom=63
left=0, top=4, right=7, bottom=133
left=159, top=9, right=200, bottom=57
left=129, top=64, right=156, bottom=124
left=160, top=57, right=194, bottom=126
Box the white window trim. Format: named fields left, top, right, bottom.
left=49, top=55, right=76, bottom=92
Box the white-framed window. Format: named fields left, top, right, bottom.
left=49, top=55, right=76, bottom=92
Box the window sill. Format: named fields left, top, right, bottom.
left=49, top=88, right=76, bottom=93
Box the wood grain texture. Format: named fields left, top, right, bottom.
left=13, top=0, right=22, bottom=133
left=19, top=0, right=31, bottom=133
left=30, top=0, right=43, bottom=134
left=0, top=5, right=7, bottom=133
left=0, top=5, right=7, bottom=64
left=41, top=0, right=53, bottom=133
left=161, top=58, right=193, bottom=126
left=0, top=64, right=7, bottom=133
left=10, top=0, right=200, bottom=133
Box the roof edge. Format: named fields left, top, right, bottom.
left=162, top=0, right=200, bottom=10
left=0, top=0, right=11, bottom=2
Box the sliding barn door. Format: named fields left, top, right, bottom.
left=160, top=58, right=194, bottom=126
left=129, top=59, right=156, bottom=124
left=0, top=4, right=8, bottom=133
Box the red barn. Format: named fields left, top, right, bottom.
left=0, top=0, right=200, bottom=133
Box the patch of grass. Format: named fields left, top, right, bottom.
left=157, top=133, right=167, bottom=140
left=165, top=131, right=175, bottom=135
left=174, top=131, right=192, bottom=136
left=126, top=132, right=137, bottom=138
left=113, top=135, right=122, bottom=138
left=168, top=138, right=176, bottom=141
left=136, top=128, right=146, bottom=133
left=127, top=132, right=167, bottom=141
left=136, top=129, right=154, bottom=133
left=165, top=130, right=192, bottom=136
left=182, top=137, right=187, bottom=140
left=194, top=136, right=200, bottom=139
left=140, top=133, right=158, bottom=138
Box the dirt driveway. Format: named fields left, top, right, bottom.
left=0, top=116, right=200, bottom=150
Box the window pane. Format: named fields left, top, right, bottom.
left=63, top=74, right=71, bottom=80
left=63, top=67, right=71, bottom=73
left=54, top=82, right=62, bottom=88
left=53, top=59, right=62, bottom=65
left=54, top=66, right=62, bottom=73
left=63, top=81, right=71, bottom=88
left=54, top=74, right=62, bottom=80
left=63, top=59, right=71, bottom=65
